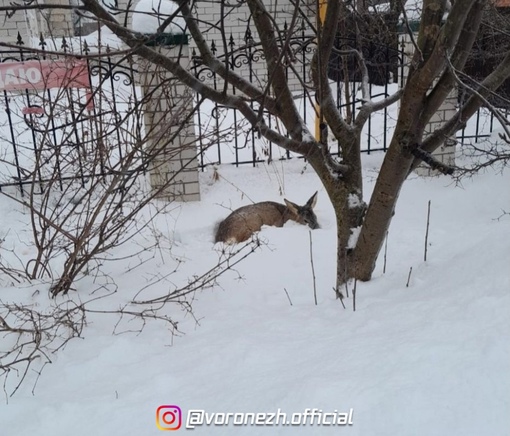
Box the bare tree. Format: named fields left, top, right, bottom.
left=3, top=0, right=510, bottom=293
left=0, top=28, right=269, bottom=394
left=0, top=48, right=198, bottom=295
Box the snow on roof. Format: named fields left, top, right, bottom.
left=131, top=0, right=186, bottom=34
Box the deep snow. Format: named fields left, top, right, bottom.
left=0, top=152, right=509, bottom=435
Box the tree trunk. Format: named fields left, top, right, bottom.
left=309, top=134, right=366, bottom=290
left=352, top=136, right=413, bottom=281
left=336, top=188, right=366, bottom=290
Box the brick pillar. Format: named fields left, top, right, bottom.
left=401, top=31, right=456, bottom=176
left=418, top=92, right=457, bottom=176
left=139, top=35, right=200, bottom=201
left=41, top=0, right=74, bottom=39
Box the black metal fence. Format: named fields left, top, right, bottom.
left=0, top=34, right=139, bottom=195
left=0, top=27, right=500, bottom=194
left=190, top=21, right=498, bottom=169
left=191, top=24, right=406, bottom=168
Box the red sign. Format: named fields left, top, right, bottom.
left=0, top=59, right=93, bottom=110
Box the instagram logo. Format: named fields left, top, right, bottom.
left=156, top=405, right=182, bottom=431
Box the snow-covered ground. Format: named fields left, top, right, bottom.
left=0, top=150, right=509, bottom=435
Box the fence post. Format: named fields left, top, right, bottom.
left=400, top=30, right=456, bottom=176
left=138, top=35, right=200, bottom=201
left=417, top=92, right=457, bottom=176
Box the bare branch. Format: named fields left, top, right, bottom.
left=0, top=3, right=84, bottom=13
left=419, top=49, right=510, bottom=158
left=178, top=0, right=277, bottom=110
left=405, top=144, right=455, bottom=175
left=311, top=0, right=354, bottom=144
left=418, top=0, right=485, bottom=131
left=399, top=0, right=422, bottom=67
left=245, top=0, right=307, bottom=140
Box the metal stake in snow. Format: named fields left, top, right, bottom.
left=424, top=200, right=431, bottom=262
left=352, top=279, right=357, bottom=312
left=383, top=230, right=389, bottom=274
left=406, top=266, right=413, bottom=288
left=309, top=230, right=318, bottom=305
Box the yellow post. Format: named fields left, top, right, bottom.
left=319, top=0, right=328, bottom=23
left=315, top=0, right=328, bottom=140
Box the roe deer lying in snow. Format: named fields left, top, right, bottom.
left=215, top=192, right=319, bottom=243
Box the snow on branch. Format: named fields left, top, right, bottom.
left=330, top=40, right=402, bottom=130
left=318, top=122, right=349, bottom=177
left=355, top=88, right=404, bottom=129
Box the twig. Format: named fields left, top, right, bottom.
left=424, top=200, right=431, bottom=262
left=343, top=253, right=349, bottom=298
left=383, top=230, right=389, bottom=274
left=309, top=230, right=317, bottom=305
left=494, top=209, right=509, bottom=222
left=352, top=279, right=357, bottom=312
left=283, top=288, right=293, bottom=306
left=406, top=267, right=413, bottom=287
left=334, top=287, right=346, bottom=309
left=398, top=0, right=423, bottom=64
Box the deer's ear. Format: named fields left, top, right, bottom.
left=284, top=199, right=299, bottom=215
left=306, top=191, right=318, bottom=209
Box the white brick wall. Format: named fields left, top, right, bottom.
left=0, top=0, right=73, bottom=45
left=0, top=5, right=30, bottom=43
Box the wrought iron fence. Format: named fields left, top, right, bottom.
left=0, top=34, right=140, bottom=195
left=190, top=21, right=499, bottom=169
left=0, top=26, right=501, bottom=195
left=191, top=21, right=406, bottom=168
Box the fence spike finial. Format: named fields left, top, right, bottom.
left=16, top=32, right=24, bottom=46
left=244, top=27, right=253, bottom=46
left=39, top=34, right=46, bottom=49
left=61, top=37, right=69, bottom=52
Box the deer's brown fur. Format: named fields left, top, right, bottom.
left=215, top=192, right=319, bottom=243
